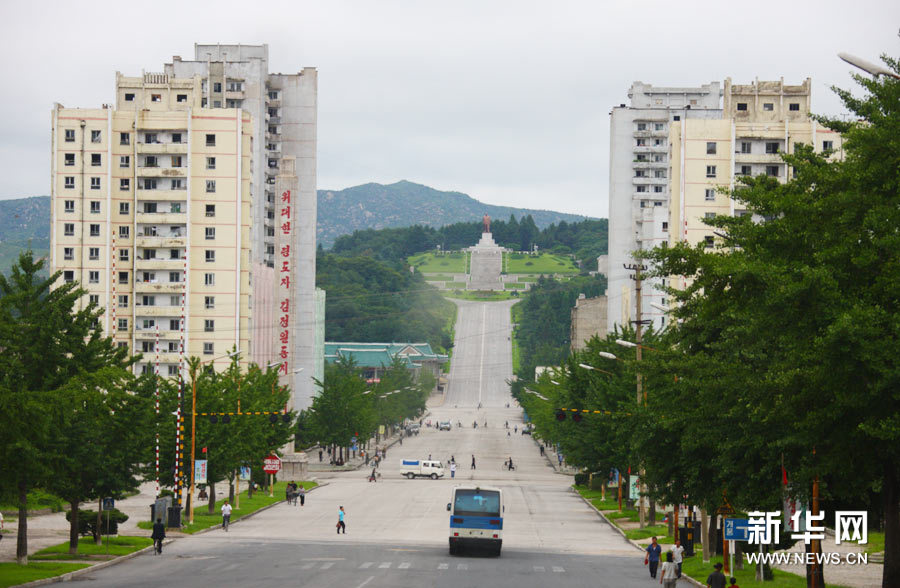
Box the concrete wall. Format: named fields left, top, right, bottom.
left=571, top=295, right=608, bottom=351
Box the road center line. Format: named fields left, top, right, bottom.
left=355, top=576, right=375, bottom=588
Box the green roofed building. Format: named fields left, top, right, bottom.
left=324, top=342, right=448, bottom=384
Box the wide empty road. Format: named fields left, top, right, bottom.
left=80, top=300, right=652, bottom=587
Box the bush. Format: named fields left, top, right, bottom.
left=66, top=509, right=129, bottom=537
left=525, top=261, right=533, bottom=266
left=574, top=472, right=589, bottom=486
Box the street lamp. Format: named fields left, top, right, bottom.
left=578, top=363, right=614, bottom=376
left=838, top=52, right=900, bottom=79
left=597, top=352, right=618, bottom=360
left=523, top=388, right=548, bottom=401
left=189, top=349, right=240, bottom=525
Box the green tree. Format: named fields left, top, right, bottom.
left=644, top=54, right=900, bottom=586
left=309, top=358, right=374, bottom=456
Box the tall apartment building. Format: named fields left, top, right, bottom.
left=164, top=44, right=320, bottom=409
left=607, top=82, right=722, bottom=335
left=668, top=78, right=844, bottom=270
left=50, top=73, right=253, bottom=376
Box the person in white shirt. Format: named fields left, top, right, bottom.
left=221, top=500, right=233, bottom=531
left=672, top=538, right=685, bottom=577
left=659, top=551, right=678, bottom=588
left=450, top=462, right=457, bottom=478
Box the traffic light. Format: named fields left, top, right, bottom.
left=282, top=414, right=291, bottom=423
left=269, top=414, right=278, bottom=424
left=209, top=415, right=218, bottom=424
left=555, top=409, right=566, bottom=421
left=572, top=411, right=583, bottom=423
left=222, top=414, right=231, bottom=424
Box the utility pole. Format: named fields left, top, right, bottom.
left=624, top=262, right=648, bottom=528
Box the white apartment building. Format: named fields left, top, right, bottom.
left=607, top=82, right=722, bottom=335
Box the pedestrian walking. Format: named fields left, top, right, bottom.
left=286, top=482, right=294, bottom=505
left=659, top=551, right=678, bottom=587
left=728, top=578, right=740, bottom=588
left=471, top=455, right=476, bottom=470
left=507, top=457, right=514, bottom=471
left=514, top=425, right=517, bottom=433
left=540, top=445, right=545, bottom=456
left=298, top=485, right=306, bottom=506
left=450, top=462, right=457, bottom=478
left=337, top=506, right=346, bottom=534
left=0, top=511, right=4, bottom=543
left=151, top=517, right=166, bottom=554
left=221, top=500, right=233, bottom=531
left=705, top=562, right=726, bottom=588
left=672, top=539, right=685, bottom=577
left=319, top=449, right=323, bottom=462
left=644, top=536, right=662, bottom=579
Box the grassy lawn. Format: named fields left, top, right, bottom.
left=0, top=488, right=65, bottom=513
left=421, top=274, right=457, bottom=282
left=136, top=481, right=317, bottom=534
left=443, top=290, right=516, bottom=301
left=31, top=536, right=152, bottom=560
left=0, top=563, right=90, bottom=587
left=865, top=530, right=884, bottom=555
left=517, top=275, right=540, bottom=282
left=504, top=282, right=527, bottom=289
left=504, top=252, right=579, bottom=274
left=409, top=252, right=467, bottom=273
left=446, top=282, right=468, bottom=289
left=680, top=553, right=849, bottom=588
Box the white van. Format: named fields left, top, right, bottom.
left=400, top=459, right=445, bottom=479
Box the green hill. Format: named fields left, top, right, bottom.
left=0, top=196, right=51, bottom=273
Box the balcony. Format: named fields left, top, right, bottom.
left=135, top=188, right=186, bottom=201
left=265, top=132, right=280, bottom=143
left=735, top=152, right=783, bottom=164
left=135, top=235, right=186, bottom=248
left=134, top=280, right=183, bottom=294
left=137, top=166, right=186, bottom=178
left=225, top=90, right=245, bottom=100
left=650, top=130, right=668, bottom=138
left=135, top=257, right=184, bottom=271
left=133, top=305, right=181, bottom=318
left=633, top=130, right=652, bottom=138
left=136, top=211, right=186, bottom=225
left=266, top=99, right=282, bottom=108
left=134, top=328, right=181, bottom=340
left=266, top=116, right=281, bottom=125
left=137, top=142, right=187, bottom=154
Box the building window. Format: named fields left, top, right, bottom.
left=171, top=179, right=183, bottom=190
left=205, top=250, right=215, bottom=263
left=766, top=165, right=780, bottom=177
left=268, top=107, right=278, bottom=117
left=119, top=249, right=129, bottom=262
left=204, top=273, right=215, bottom=286
left=150, top=94, right=161, bottom=103
left=90, top=201, right=100, bottom=214
left=120, top=132, right=130, bottom=146
left=654, top=170, right=666, bottom=178
left=143, top=202, right=157, bottom=214
left=653, top=186, right=664, bottom=193
left=118, top=271, right=129, bottom=284
left=119, top=202, right=129, bottom=214
left=120, top=178, right=130, bottom=190
left=168, top=365, right=179, bottom=376
left=64, top=223, right=75, bottom=236
left=171, top=155, right=182, bottom=168
left=654, top=123, right=664, bottom=131
left=120, top=155, right=130, bottom=168
left=705, top=189, right=716, bottom=201
left=213, top=82, right=222, bottom=93
left=765, top=142, right=780, bottom=154
left=177, top=94, right=187, bottom=103
left=118, top=294, right=128, bottom=308
left=91, top=130, right=101, bottom=143
left=203, top=342, right=214, bottom=355
left=673, top=115, right=680, bottom=121
left=89, top=224, right=100, bottom=237
left=170, top=319, right=181, bottom=331
left=736, top=103, right=748, bottom=111
left=89, top=247, right=100, bottom=260
left=205, top=204, right=215, bottom=217
left=143, top=178, right=157, bottom=190
left=789, top=103, right=800, bottom=111
left=205, top=227, right=215, bottom=240
left=169, top=294, right=180, bottom=306
left=169, top=271, right=181, bottom=283
left=705, top=166, right=716, bottom=178
left=634, top=170, right=647, bottom=178
left=118, top=318, right=128, bottom=330
left=206, top=134, right=215, bottom=146
left=205, top=296, right=215, bottom=309
left=64, top=200, right=75, bottom=213
left=169, top=249, right=180, bottom=260
left=636, top=138, right=646, bottom=147
left=206, top=180, right=216, bottom=193
left=145, top=155, right=158, bottom=168
left=662, top=222, right=668, bottom=232
left=88, top=271, right=99, bottom=284
left=172, top=133, right=183, bottom=144
left=763, top=103, right=774, bottom=111
left=201, top=97, right=208, bottom=107
left=636, top=185, right=647, bottom=193
left=64, top=176, right=75, bottom=189
left=90, top=177, right=100, bottom=190
left=704, top=236, right=714, bottom=248
left=268, top=125, right=277, bottom=134
left=206, top=157, right=215, bottom=170
left=145, top=133, right=157, bottom=144
left=63, top=247, right=74, bottom=260
left=268, top=91, right=278, bottom=100
left=636, top=123, right=646, bottom=131
left=706, top=142, right=716, bottom=155
left=64, top=129, right=75, bottom=142
left=705, top=212, right=716, bottom=220
left=64, top=153, right=75, bottom=166
left=204, top=320, right=215, bottom=333
left=740, top=165, right=752, bottom=175
left=63, top=270, right=74, bottom=283
left=142, top=295, right=156, bottom=307
left=119, top=226, right=129, bottom=238
left=170, top=202, right=181, bottom=213
left=823, top=140, right=834, bottom=151
left=124, top=93, right=134, bottom=101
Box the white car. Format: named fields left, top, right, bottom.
left=438, top=421, right=452, bottom=431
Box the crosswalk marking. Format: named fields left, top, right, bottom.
left=552, top=566, right=565, bottom=573
left=457, top=563, right=468, bottom=570
left=359, top=562, right=374, bottom=569
left=438, top=563, right=449, bottom=570
left=398, top=562, right=411, bottom=569
left=378, top=562, right=391, bottom=569
left=300, top=563, right=315, bottom=570
left=533, top=566, right=545, bottom=572
left=321, top=562, right=334, bottom=570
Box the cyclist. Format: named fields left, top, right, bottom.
left=221, top=500, right=232, bottom=531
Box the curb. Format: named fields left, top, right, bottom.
left=14, top=483, right=328, bottom=587
left=572, top=488, right=705, bottom=588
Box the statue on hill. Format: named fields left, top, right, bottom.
left=482, top=214, right=491, bottom=234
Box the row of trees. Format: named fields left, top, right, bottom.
left=0, top=253, right=296, bottom=563
left=330, top=216, right=609, bottom=270
left=519, top=58, right=900, bottom=585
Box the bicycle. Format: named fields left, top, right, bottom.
left=222, top=514, right=230, bottom=531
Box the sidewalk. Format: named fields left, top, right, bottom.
left=532, top=436, right=577, bottom=475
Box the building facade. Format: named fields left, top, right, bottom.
left=607, top=82, right=722, bottom=335
left=570, top=294, right=608, bottom=352
left=50, top=72, right=253, bottom=376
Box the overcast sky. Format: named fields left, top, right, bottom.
left=0, top=0, right=897, bottom=218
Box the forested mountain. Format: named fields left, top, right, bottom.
left=0, top=196, right=51, bottom=272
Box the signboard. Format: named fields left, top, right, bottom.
left=274, top=177, right=295, bottom=383
left=378, top=425, right=385, bottom=435
left=725, top=518, right=751, bottom=541
left=194, top=459, right=208, bottom=484
left=263, top=454, right=282, bottom=474
left=102, top=497, right=115, bottom=511
left=239, top=466, right=251, bottom=481
left=629, top=476, right=640, bottom=500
